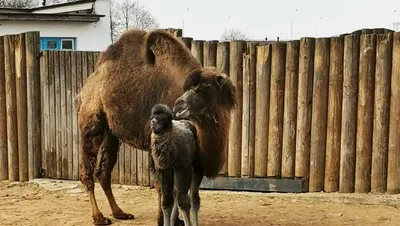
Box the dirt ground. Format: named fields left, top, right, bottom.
left=1, top=179, right=400, bottom=226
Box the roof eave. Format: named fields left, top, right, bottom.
left=0, top=13, right=105, bottom=23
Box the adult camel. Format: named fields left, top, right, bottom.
left=75, top=29, right=236, bottom=225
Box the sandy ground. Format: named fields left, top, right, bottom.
left=1, top=179, right=400, bottom=226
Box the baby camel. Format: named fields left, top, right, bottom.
left=149, top=104, right=201, bottom=226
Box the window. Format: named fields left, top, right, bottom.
left=47, top=40, right=58, bottom=50
left=61, top=39, right=74, bottom=50
left=40, top=37, right=77, bottom=51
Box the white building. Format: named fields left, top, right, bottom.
left=0, top=0, right=111, bottom=51
left=394, top=22, right=400, bottom=32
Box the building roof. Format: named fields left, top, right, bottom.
left=0, top=0, right=104, bottom=23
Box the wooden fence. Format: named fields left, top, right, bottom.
left=39, top=50, right=151, bottom=186
left=1, top=29, right=400, bottom=194
left=0, top=32, right=41, bottom=182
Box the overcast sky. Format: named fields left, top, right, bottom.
left=135, top=0, right=400, bottom=41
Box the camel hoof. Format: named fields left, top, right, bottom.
left=175, top=219, right=185, bottom=226
left=157, top=217, right=184, bottom=226
left=93, top=216, right=112, bottom=225
left=113, top=212, right=135, bottom=220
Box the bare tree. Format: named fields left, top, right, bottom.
left=111, top=0, right=159, bottom=42
left=0, top=0, right=37, bottom=8
left=220, top=28, right=248, bottom=41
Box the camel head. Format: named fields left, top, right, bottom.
left=173, top=68, right=237, bottom=120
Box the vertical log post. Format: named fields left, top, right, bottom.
left=26, top=31, right=41, bottom=179
left=40, top=51, right=49, bottom=177
left=248, top=43, right=257, bottom=177
left=388, top=32, right=400, bottom=194
left=339, top=34, right=360, bottom=193
left=295, top=38, right=315, bottom=191
left=241, top=43, right=257, bottom=177
left=203, top=41, right=218, bottom=67
left=355, top=34, right=376, bottom=193
left=324, top=37, right=344, bottom=192
left=309, top=38, right=330, bottom=192
left=191, top=40, right=204, bottom=66
left=0, top=37, right=7, bottom=180
left=228, top=41, right=246, bottom=177
left=371, top=33, right=392, bottom=193
left=5, top=35, right=19, bottom=181
left=216, top=41, right=230, bottom=175
left=16, top=33, right=28, bottom=182
left=181, top=37, right=193, bottom=49
left=267, top=42, right=286, bottom=177
left=282, top=40, right=299, bottom=178
left=242, top=55, right=250, bottom=177
left=254, top=45, right=271, bottom=177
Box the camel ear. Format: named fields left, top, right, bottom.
left=183, top=69, right=202, bottom=91
left=215, top=73, right=228, bottom=88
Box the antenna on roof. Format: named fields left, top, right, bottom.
left=42, top=0, right=46, bottom=6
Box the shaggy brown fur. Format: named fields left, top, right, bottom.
left=75, top=28, right=236, bottom=226
left=149, top=104, right=199, bottom=226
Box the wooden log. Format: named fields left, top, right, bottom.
left=76, top=51, right=83, bottom=179
left=136, top=149, right=143, bottom=185
left=5, top=35, right=19, bottom=181
left=216, top=41, right=230, bottom=175
left=130, top=146, right=137, bottom=185
left=181, top=37, right=193, bottom=49
left=87, top=52, right=94, bottom=77
left=371, top=33, right=392, bottom=193
left=82, top=52, right=88, bottom=84
left=254, top=45, right=271, bottom=177
left=355, top=34, right=376, bottom=193
left=55, top=51, right=62, bottom=178
left=191, top=40, right=204, bottom=66
left=309, top=38, right=330, bottom=192
left=241, top=54, right=250, bottom=177
left=16, top=33, right=28, bottom=182
left=0, top=37, right=7, bottom=180
left=295, top=38, right=315, bottom=191
left=387, top=32, right=400, bottom=194
left=124, top=144, right=131, bottom=185
left=339, top=34, right=360, bottom=193
left=143, top=151, right=150, bottom=186
left=324, top=37, right=344, bottom=192
left=248, top=43, right=257, bottom=177
left=111, top=142, right=119, bottom=184
left=241, top=43, right=257, bottom=177
left=203, top=41, right=218, bottom=67
left=227, top=41, right=246, bottom=177
left=267, top=42, right=286, bottom=177
left=281, top=40, right=299, bottom=178
left=40, top=51, right=49, bottom=177
left=64, top=51, right=73, bottom=179
left=48, top=51, right=56, bottom=178
left=119, top=141, right=125, bottom=184
left=25, top=32, right=41, bottom=179
left=173, top=29, right=182, bottom=38
left=60, top=51, right=68, bottom=179
left=71, top=52, right=79, bottom=180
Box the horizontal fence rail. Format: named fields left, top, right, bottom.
left=1, top=28, right=400, bottom=194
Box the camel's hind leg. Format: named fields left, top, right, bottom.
left=95, top=129, right=134, bottom=220
left=79, top=113, right=111, bottom=225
